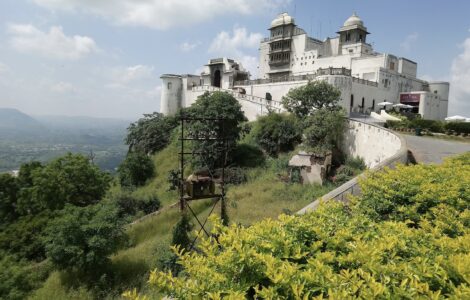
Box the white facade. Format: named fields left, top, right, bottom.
left=160, top=12, right=450, bottom=121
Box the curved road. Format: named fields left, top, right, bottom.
left=404, top=135, right=470, bottom=164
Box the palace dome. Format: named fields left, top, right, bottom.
left=270, top=13, right=295, bottom=28
left=343, top=12, right=364, bottom=27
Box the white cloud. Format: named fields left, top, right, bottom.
left=209, top=27, right=263, bottom=54
left=118, top=64, right=155, bottom=83
left=7, top=23, right=98, bottom=60
left=33, top=0, right=290, bottom=30
left=180, top=41, right=200, bottom=52
left=400, top=32, right=418, bottom=52
left=450, top=36, right=470, bottom=116
left=51, top=81, right=75, bottom=93
left=209, top=26, right=262, bottom=76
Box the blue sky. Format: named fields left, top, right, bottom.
left=0, top=0, right=469, bottom=119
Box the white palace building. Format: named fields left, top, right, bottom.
left=161, top=13, right=449, bottom=121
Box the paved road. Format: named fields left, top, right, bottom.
left=404, top=134, right=470, bottom=164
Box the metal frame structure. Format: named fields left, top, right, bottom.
left=178, top=116, right=229, bottom=248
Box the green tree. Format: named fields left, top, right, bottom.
left=171, top=213, right=193, bottom=251
left=17, top=161, right=42, bottom=187
left=17, top=153, right=111, bottom=214
left=0, top=174, right=19, bottom=224
left=185, top=91, right=247, bottom=170
left=0, top=211, right=54, bottom=261
left=303, top=108, right=345, bottom=155
left=282, top=80, right=342, bottom=118
left=118, top=151, right=155, bottom=188
left=44, top=203, right=127, bottom=272
left=125, top=112, right=178, bottom=154
left=253, top=112, right=302, bottom=156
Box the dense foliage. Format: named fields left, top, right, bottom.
left=118, top=151, right=155, bottom=188
left=44, top=203, right=127, bottom=272
left=445, top=121, right=470, bottom=134
left=184, top=91, right=247, bottom=170
left=125, top=112, right=178, bottom=154
left=252, top=113, right=302, bottom=156
left=0, top=153, right=117, bottom=298
left=131, top=153, right=470, bottom=299
left=18, top=153, right=112, bottom=213
left=281, top=80, right=341, bottom=118
left=386, top=119, right=470, bottom=135
left=303, top=108, right=346, bottom=154
left=113, top=191, right=161, bottom=217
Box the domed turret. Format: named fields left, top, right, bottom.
left=270, top=12, right=295, bottom=28
left=343, top=12, right=364, bottom=27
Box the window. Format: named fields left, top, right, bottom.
left=167, top=82, right=172, bottom=90
left=349, top=49, right=353, bottom=53
left=389, top=62, right=395, bottom=70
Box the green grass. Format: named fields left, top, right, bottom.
left=30, top=141, right=336, bottom=299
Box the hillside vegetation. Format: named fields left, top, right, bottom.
left=134, top=152, right=470, bottom=299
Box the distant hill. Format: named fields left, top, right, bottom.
left=34, top=115, right=131, bottom=134
left=0, top=108, right=45, bottom=133
left=0, top=108, right=132, bottom=172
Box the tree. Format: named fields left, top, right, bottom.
left=171, top=213, right=193, bottom=251
left=17, top=153, right=112, bottom=214
left=282, top=80, right=342, bottom=118
left=303, top=108, right=345, bottom=155
left=44, top=203, right=127, bottom=272
left=253, top=113, right=302, bottom=156
left=125, top=112, right=178, bottom=155
left=0, top=174, right=19, bottom=224
left=185, top=91, right=247, bottom=170
left=118, top=151, right=155, bottom=188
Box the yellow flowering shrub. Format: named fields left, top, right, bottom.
left=126, top=153, right=469, bottom=299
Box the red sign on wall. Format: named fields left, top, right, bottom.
left=400, top=93, right=420, bottom=103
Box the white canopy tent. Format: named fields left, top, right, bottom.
left=445, top=115, right=467, bottom=122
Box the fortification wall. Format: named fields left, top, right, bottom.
left=298, top=119, right=408, bottom=214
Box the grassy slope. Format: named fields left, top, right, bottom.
left=30, top=137, right=333, bottom=299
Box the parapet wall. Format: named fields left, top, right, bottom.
left=342, top=120, right=405, bottom=168
left=298, top=119, right=408, bottom=214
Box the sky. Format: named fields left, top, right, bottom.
left=0, top=0, right=469, bottom=119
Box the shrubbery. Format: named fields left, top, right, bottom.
left=386, top=118, right=470, bottom=135
left=44, top=203, right=127, bottom=272
left=118, top=151, right=155, bottom=188
left=445, top=121, right=470, bottom=134
left=129, top=153, right=470, bottom=299
left=252, top=113, right=302, bottom=156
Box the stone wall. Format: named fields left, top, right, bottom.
left=298, top=119, right=408, bottom=214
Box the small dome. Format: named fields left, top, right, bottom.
left=270, top=12, right=295, bottom=28
left=343, top=12, right=363, bottom=27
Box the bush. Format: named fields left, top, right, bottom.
left=112, top=192, right=161, bottom=218
left=230, top=144, right=265, bottom=168
left=137, top=195, right=161, bottom=215
left=252, top=113, right=302, bottom=156
left=0, top=211, right=55, bottom=261
left=303, top=108, right=346, bottom=155
left=410, top=119, right=444, bottom=133
left=127, top=153, right=470, bottom=299
left=118, top=151, right=155, bottom=188
left=445, top=121, right=470, bottom=134
left=45, top=203, right=127, bottom=272
left=0, top=255, right=51, bottom=300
